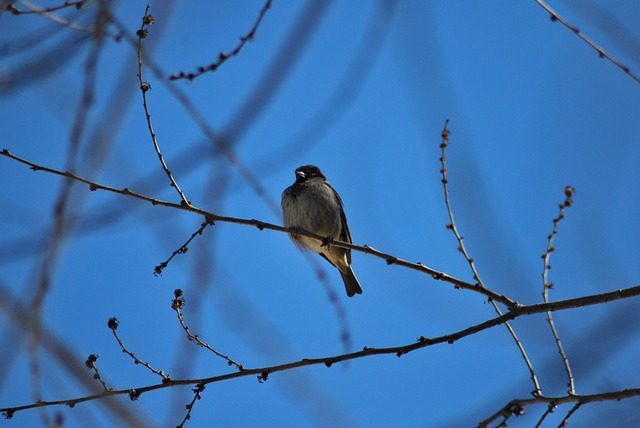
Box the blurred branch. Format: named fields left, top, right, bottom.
left=439, top=120, right=541, bottom=395
left=4, top=0, right=90, bottom=15
left=8, top=0, right=96, bottom=32
left=3, top=283, right=640, bottom=416
left=0, top=148, right=515, bottom=307
left=169, top=0, right=272, bottom=81
left=136, top=5, right=191, bottom=207
left=541, top=185, right=576, bottom=394
left=26, top=17, right=106, bottom=425
left=533, top=0, right=640, bottom=84
left=0, top=284, right=149, bottom=426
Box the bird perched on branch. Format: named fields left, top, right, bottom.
left=282, top=165, right=363, bottom=297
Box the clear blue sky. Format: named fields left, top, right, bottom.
left=1, top=1, right=639, bottom=427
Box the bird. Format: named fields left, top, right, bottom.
left=281, top=165, right=363, bottom=297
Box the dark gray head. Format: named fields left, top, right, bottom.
left=295, top=165, right=326, bottom=183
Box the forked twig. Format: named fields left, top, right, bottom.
left=438, top=120, right=541, bottom=396
left=541, top=186, right=576, bottom=394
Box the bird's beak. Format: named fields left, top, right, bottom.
left=296, top=170, right=305, bottom=179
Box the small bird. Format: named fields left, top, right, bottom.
left=282, top=165, right=363, bottom=297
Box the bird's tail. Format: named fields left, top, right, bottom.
left=340, top=266, right=363, bottom=297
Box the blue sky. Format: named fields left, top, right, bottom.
left=1, top=1, right=640, bottom=427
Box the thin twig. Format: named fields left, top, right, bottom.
left=533, top=0, right=640, bottom=84
left=3, top=284, right=640, bottom=416
left=438, top=120, right=542, bottom=396
left=558, top=401, right=583, bottom=427
left=107, top=10, right=283, bottom=217
left=107, top=318, right=170, bottom=382
left=177, top=383, right=205, bottom=427
left=84, top=354, right=111, bottom=392
left=136, top=5, right=191, bottom=207
left=480, top=392, right=596, bottom=427
left=541, top=186, right=576, bottom=394
left=169, top=0, right=272, bottom=81
left=154, top=220, right=211, bottom=276
left=10, top=0, right=96, bottom=32
left=171, top=290, right=244, bottom=370
left=534, top=403, right=554, bottom=428
left=0, top=148, right=516, bottom=307
left=7, top=0, right=90, bottom=14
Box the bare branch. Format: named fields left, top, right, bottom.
left=107, top=318, right=171, bottom=383
left=84, top=354, right=111, bottom=392
left=169, top=0, right=272, bottom=81
left=135, top=5, right=191, bottom=207
left=171, top=290, right=244, bottom=371
left=154, top=221, right=211, bottom=276
left=3, top=284, right=640, bottom=416
left=438, top=120, right=541, bottom=395
left=4, top=0, right=90, bottom=15
left=0, top=148, right=514, bottom=306
left=177, top=384, right=205, bottom=427
left=533, top=0, right=640, bottom=84
left=541, top=185, right=576, bottom=394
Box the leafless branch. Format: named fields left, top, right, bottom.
left=136, top=5, right=191, bottom=207
left=154, top=220, right=211, bottom=276
left=7, top=0, right=96, bottom=32
left=169, top=0, right=272, bottom=81
left=84, top=354, right=111, bottom=392
left=479, top=389, right=616, bottom=427
left=0, top=148, right=514, bottom=307
left=171, top=290, right=244, bottom=370
left=107, top=317, right=171, bottom=383
left=541, top=185, right=576, bottom=394
left=177, top=383, right=205, bottom=427
left=533, top=0, right=640, bottom=84
left=5, top=0, right=90, bottom=15
left=438, top=120, right=541, bottom=396
left=3, top=284, right=640, bottom=416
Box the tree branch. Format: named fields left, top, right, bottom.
left=3, top=283, right=639, bottom=416
left=0, top=148, right=515, bottom=307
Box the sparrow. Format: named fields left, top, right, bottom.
left=281, top=165, right=363, bottom=297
